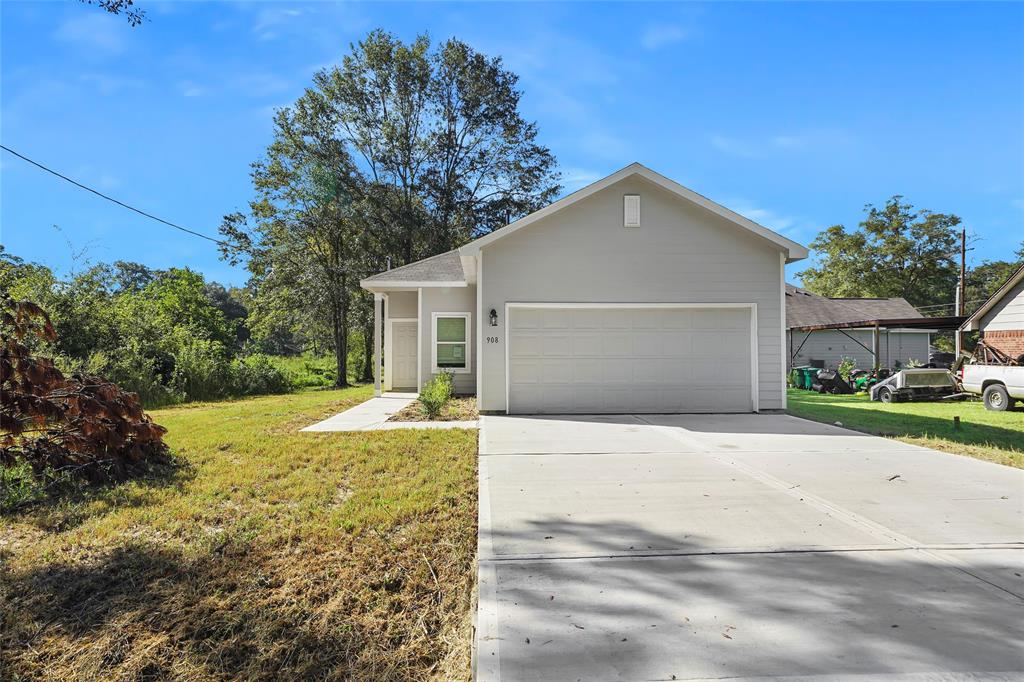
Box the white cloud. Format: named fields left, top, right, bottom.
left=560, top=168, right=604, bottom=192
left=179, top=81, right=206, bottom=97
left=53, top=12, right=126, bottom=54
left=711, top=130, right=855, bottom=158
left=725, top=198, right=808, bottom=236
left=80, top=73, right=145, bottom=95
left=640, top=24, right=690, bottom=51
left=231, top=72, right=293, bottom=97
left=72, top=165, right=121, bottom=191
left=578, top=130, right=632, bottom=162
left=253, top=7, right=304, bottom=41
left=710, top=135, right=760, bottom=158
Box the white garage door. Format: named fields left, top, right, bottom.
left=508, top=306, right=754, bottom=414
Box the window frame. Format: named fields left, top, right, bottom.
left=431, top=312, right=472, bottom=374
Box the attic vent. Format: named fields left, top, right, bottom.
left=623, top=194, right=640, bottom=227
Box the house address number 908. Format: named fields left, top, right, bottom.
left=486, top=336, right=500, bottom=344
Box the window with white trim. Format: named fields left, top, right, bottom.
left=432, top=312, right=471, bottom=373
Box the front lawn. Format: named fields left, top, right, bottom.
left=786, top=388, right=1024, bottom=469
left=1, top=386, right=479, bottom=680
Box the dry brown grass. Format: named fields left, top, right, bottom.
left=1, top=386, right=479, bottom=681
left=390, top=397, right=479, bottom=423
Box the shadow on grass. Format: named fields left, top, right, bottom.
left=2, top=454, right=195, bottom=532
left=2, top=531, right=469, bottom=680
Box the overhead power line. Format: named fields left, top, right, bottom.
left=0, top=144, right=231, bottom=248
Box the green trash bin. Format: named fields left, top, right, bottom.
left=796, top=366, right=818, bottom=390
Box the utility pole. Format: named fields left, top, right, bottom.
left=959, top=228, right=966, bottom=317
left=956, top=228, right=966, bottom=357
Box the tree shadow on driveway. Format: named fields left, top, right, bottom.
left=481, top=517, right=1024, bottom=681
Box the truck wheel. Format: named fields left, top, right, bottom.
left=983, top=384, right=1011, bottom=412
left=878, top=387, right=894, bottom=403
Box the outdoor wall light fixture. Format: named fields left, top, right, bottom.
left=489, top=309, right=498, bottom=326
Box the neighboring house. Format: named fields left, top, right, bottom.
left=786, top=285, right=932, bottom=371
left=361, top=163, right=807, bottom=414
left=960, top=262, right=1024, bottom=360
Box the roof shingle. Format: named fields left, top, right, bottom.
left=361, top=249, right=465, bottom=284
left=786, top=284, right=921, bottom=328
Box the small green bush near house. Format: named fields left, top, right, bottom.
left=837, top=356, right=857, bottom=382
left=420, top=372, right=454, bottom=419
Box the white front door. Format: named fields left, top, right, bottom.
left=507, top=305, right=754, bottom=414
left=390, top=321, right=418, bottom=390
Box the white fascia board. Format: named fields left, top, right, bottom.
left=459, top=162, right=809, bottom=262
left=360, top=280, right=468, bottom=291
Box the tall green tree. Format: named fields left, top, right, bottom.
left=221, top=102, right=364, bottom=387
left=224, top=29, right=562, bottom=380
left=800, top=196, right=962, bottom=311
left=320, top=29, right=562, bottom=265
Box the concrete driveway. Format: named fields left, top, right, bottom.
left=475, top=413, right=1024, bottom=681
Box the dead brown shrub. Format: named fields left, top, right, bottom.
left=1, top=294, right=168, bottom=483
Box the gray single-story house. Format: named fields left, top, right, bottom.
left=361, top=163, right=808, bottom=414
left=786, top=284, right=932, bottom=371
left=960, top=262, right=1024, bottom=360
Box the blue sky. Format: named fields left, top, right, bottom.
left=2, top=1, right=1022, bottom=289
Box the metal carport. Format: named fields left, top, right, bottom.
left=789, top=316, right=966, bottom=369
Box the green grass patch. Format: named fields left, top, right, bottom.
left=786, top=388, right=1024, bottom=468
left=266, top=353, right=341, bottom=388
left=1, top=386, right=479, bottom=680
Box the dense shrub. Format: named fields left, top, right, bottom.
left=268, top=354, right=338, bottom=388
left=230, top=354, right=293, bottom=396
left=419, top=372, right=453, bottom=419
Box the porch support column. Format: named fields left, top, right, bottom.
left=872, top=324, right=881, bottom=370
left=373, top=293, right=383, bottom=397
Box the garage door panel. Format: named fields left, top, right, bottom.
left=515, top=309, right=543, bottom=330
left=601, top=310, right=633, bottom=329
left=601, top=361, right=633, bottom=383
left=573, top=359, right=603, bottom=383
left=571, top=333, right=603, bottom=355
left=509, top=359, right=541, bottom=383
left=603, top=333, right=633, bottom=356
left=508, top=306, right=753, bottom=414
left=571, top=309, right=605, bottom=329
left=692, top=308, right=747, bottom=330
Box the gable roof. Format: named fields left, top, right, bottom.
left=459, top=162, right=809, bottom=262
left=785, top=284, right=922, bottom=329
left=961, top=262, right=1024, bottom=331
left=360, top=249, right=467, bottom=288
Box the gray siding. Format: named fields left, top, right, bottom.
left=786, top=330, right=931, bottom=371
left=419, top=286, right=477, bottom=395
left=479, top=175, right=786, bottom=412
left=981, top=278, right=1024, bottom=331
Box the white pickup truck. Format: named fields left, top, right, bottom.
left=959, top=363, right=1024, bottom=411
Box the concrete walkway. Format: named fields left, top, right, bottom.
left=301, top=393, right=477, bottom=431
left=475, top=413, right=1024, bottom=681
